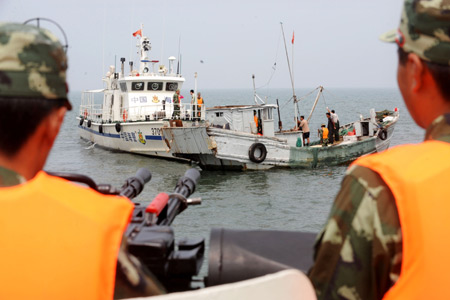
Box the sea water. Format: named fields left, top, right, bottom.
left=45, top=88, right=423, bottom=273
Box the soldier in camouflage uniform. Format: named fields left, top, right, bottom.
left=172, top=88, right=181, bottom=117
left=308, top=1, right=450, bottom=299
left=0, top=23, right=164, bottom=298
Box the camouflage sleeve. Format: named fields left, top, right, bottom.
left=308, top=165, right=402, bottom=300
left=114, top=235, right=166, bottom=299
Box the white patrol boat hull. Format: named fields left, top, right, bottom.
left=78, top=118, right=173, bottom=158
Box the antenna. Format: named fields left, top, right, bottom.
left=23, top=18, right=69, bottom=53
left=177, top=35, right=181, bottom=75
left=280, top=22, right=298, bottom=124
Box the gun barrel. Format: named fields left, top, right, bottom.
left=159, top=168, right=201, bottom=226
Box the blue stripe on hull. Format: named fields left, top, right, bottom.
left=79, top=125, right=163, bottom=140
left=79, top=125, right=120, bottom=138
left=145, top=135, right=164, bottom=140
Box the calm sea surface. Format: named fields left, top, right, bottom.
left=45, top=87, right=423, bottom=267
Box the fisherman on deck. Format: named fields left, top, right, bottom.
left=172, top=89, right=181, bottom=118
left=326, top=112, right=335, bottom=144
left=300, top=116, right=310, bottom=146
left=309, top=1, right=450, bottom=299
left=0, top=23, right=163, bottom=299
left=197, top=92, right=203, bottom=118
left=327, top=107, right=340, bottom=142
left=318, top=124, right=329, bottom=147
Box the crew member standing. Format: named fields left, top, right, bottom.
left=326, top=112, right=334, bottom=144
left=309, top=1, right=450, bottom=299
left=327, top=107, right=340, bottom=142
left=197, top=92, right=203, bottom=118
left=190, top=89, right=195, bottom=117
left=299, top=115, right=310, bottom=146
left=0, top=23, right=163, bottom=299
left=172, top=89, right=181, bottom=118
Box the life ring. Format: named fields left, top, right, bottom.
left=248, top=143, right=267, bottom=163
left=123, top=110, right=128, bottom=122
left=115, top=122, right=121, bottom=133
left=99, top=124, right=103, bottom=134
left=379, top=129, right=387, bottom=140
left=79, top=117, right=84, bottom=126
left=87, top=120, right=92, bottom=128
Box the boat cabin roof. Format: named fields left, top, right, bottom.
left=208, top=104, right=278, bottom=112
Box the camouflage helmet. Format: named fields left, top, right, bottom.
left=0, top=22, right=69, bottom=102
left=380, top=0, right=450, bottom=66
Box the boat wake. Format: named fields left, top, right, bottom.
left=84, top=142, right=96, bottom=150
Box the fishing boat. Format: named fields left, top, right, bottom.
left=162, top=86, right=399, bottom=170
left=77, top=26, right=204, bottom=158
left=161, top=22, right=399, bottom=171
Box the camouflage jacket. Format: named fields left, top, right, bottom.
left=0, top=167, right=165, bottom=298
left=173, top=92, right=180, bottom=104
left=308, top=114, right=450, bottom=300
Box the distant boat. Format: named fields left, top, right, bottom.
left=162, top=87, right=399, bottom=170
left=77, top=26, right=204, bottom=158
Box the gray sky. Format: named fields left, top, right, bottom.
left=1, top=0, right=403, bottom=91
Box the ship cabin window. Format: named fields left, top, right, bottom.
left=262, top=108, right=273, bottom=120
left=119, top=82, right=127, bottom=92
left=148, top=82, right=163, bottom=91
left=165, top=82, right=178, bottom=91
left=131, top=82, right=145, bottom=91
left=215, top=112, right=223, bottom=117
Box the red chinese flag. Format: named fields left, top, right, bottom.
left=133, top=29, right=142, bottom=37
left=292, top=31, right=295, bottom=44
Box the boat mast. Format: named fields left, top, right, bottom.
left=194, top=72, right=198, bottom=118
left=280, top=22, right=298, bottom=126
left=307, top=86, right=323, bottom=122
left=252, top=74, right=265, bottom=105
left=252, top=74, right=258, bottom=105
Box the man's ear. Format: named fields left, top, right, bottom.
left=43, top=106, right=67, bottom=147
left=408, top=53, right=425, bottom=92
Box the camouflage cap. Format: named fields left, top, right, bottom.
left=380, top=0, right=450, bottom=66
left=0, top=22, right=69, bottom=102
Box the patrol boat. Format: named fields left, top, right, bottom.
left=162, top=86, right=399, bottom=170
left=77, top=27, right=204, bottom=158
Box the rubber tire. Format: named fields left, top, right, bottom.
left=99, top=124, right=103, bottom=134
left=87, top=120, right=92, bottom=128
left=79, top=117, right=84, bottom=126
left=248, top=143, right=267, bottom=163
left=115, top=123, right=121, bottom=133
left=379, top=129, right=387, bottom=140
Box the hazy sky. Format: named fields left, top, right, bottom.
left=1, top=0, right=403, bottom=92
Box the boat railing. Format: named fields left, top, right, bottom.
left=79, top=104, right=103, bottom=122
left=122, top=102, right=206, bottom=122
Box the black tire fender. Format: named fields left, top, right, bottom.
left=248, top=143, right=267, bottom=163
left=87, top=120, right=92, bottom=128
left=115, top=122, right=121, bottom=133
left=379, top=129, right=387, bottom=140
left=79, top=117, right=84, bottom=126
left=99, top=124, right=103, bottom=134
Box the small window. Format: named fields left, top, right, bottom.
left=215, top=112, right=223, bottom=117
left=148, top=82, right=163, bottom=91
left=120, top=82, right=127, bottom=92
left=131, top=82, right=145, bottom=91
left=165, top=82, right=178, bottom=91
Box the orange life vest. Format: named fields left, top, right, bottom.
left=197, top=97, right=203, bottom=107
left=0, top=171, right=134, bottom=300
left=322, top=128, right=329, bottom=139
left=354, top=141, right=450, bottom=300
left=254, top=115, right=259, bottom=128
